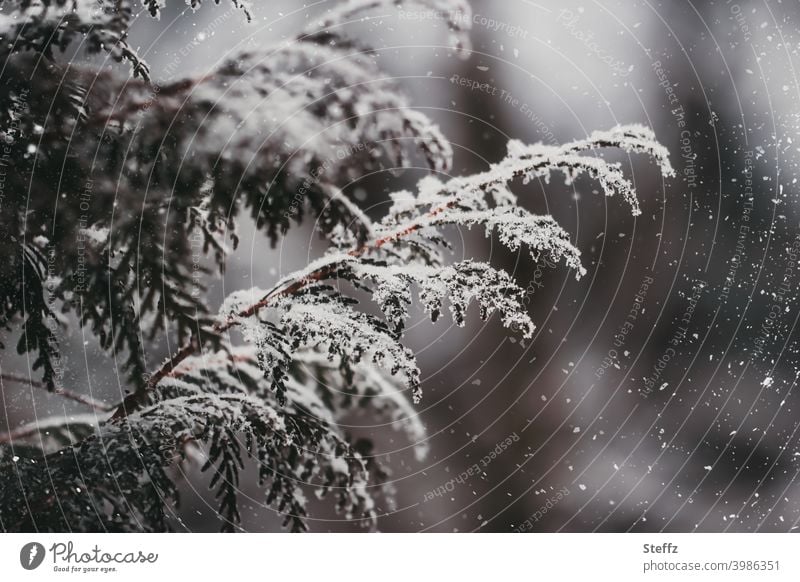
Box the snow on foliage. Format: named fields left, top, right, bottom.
left=0, top=0, right=672, bottom=532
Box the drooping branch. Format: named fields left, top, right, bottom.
left=111, top=124, right=671, bottom=419
left=0, top=413, right=101, bottom=447
left=0, top=0, right=678, bottom=533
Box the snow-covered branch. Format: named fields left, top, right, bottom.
left=0, top=0, right=673, bottom=533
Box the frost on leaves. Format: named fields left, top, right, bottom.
left=0, top=0, right=468, bottom=404
left=348, top=260, right=535, bottom=339
left=0, top=0, right=673, bottom=533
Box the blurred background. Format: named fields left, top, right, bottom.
left=3, top=0, right=800, bottom=532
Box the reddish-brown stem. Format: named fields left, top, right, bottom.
left=110, top=334, right=201, bottom=420
left=111, top=198, right=459, bottom=420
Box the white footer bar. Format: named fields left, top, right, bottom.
left=1, top=533, right=797, bottom=581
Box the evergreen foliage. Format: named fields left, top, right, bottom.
left=0, top=0, right=672, bottom=531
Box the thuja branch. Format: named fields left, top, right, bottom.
left=109, top=207, right=434, bottom=419
left=110, top=124, right=672, bottom=420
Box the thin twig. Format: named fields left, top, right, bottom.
left=0, top=413, right=100, bottom=446
left=0, top=423, right=43, bottom=444
left=1, top=373, right=112, bottom=413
